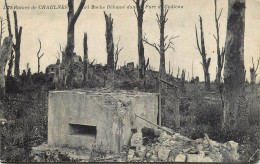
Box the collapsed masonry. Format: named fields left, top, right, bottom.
left=128, top=128, right=240, bottom=162
left=48, top=89, right=158, bottom=154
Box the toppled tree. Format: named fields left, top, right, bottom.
left=114, top=38, right=123, bottom=69
left=195, top=16, right=211, bottom=90
left=83, top=32, right=88, bottom=85
left=13, top=11, right=23, bottom=78
left=37, top=39, right=44, bottom=73
left=223, top=0, right=248, bottom=131
left=104, top=12, right=114, bottom=88
left=64, top=0, right=86, bottom=86
left=143, top=0, right=178, bottom=81
left=214, top=0, right=225, bottom=84
left=0, top=37, right=13, bottom=91
left=250, top=57, right=259, bottom=84
left=133, top=0, right=148, bottom=81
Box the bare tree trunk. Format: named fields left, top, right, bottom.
left=104, top=12, right=114, bottom=89
left=134, top=0, right=147, bottom=81
left=214, top=0, right=225, bottom=84
left=223, top=0, right=248, bottom=131
left=250, top=57, right=259, bottom=84
left=159, top=0, right=166, bottom=80
left=0, top=17, right=3, bottom=47
left=5, top=0, right=14, bottom=78
left=143, top=0, right=178, bottom=82
left=114, top=38, right=123, bottom=70
left=37, top=39, right=44, bottom=73
left=0, top=37, right=13, bottom=90
left=195, top=16, right=211, bottom=90
left=64, top=0, right=86, bottom=86
left=13, top=11, right=23, bottom=78
left=83, top=32, right=88, bottom=85
left=5, top=0, right=12, bottom=38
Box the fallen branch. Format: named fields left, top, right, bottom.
left=204, top=133, right=213, bottom=150
left=135, top=114, right=174, bottom=135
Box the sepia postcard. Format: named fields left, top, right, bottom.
left=0, top=0, right=259, bottom=163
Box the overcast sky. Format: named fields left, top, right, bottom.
left=0, top=0, right=259, bottom=82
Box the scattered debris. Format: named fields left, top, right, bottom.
left=126, top=127, right=240, bottom=162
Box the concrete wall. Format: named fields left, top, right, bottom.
left=48, top=90, right=158, bottom=153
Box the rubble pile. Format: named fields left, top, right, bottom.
left=127, top=128, right=240, bottom=162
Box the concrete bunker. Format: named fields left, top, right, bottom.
left=48, top=90, right=158, bottom=154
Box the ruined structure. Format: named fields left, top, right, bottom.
left=48, top=90, right=158, bottom=154
left=46, top=53, right=83, bottom=85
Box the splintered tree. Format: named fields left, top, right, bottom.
left=83, top=32, right=88, bottom=84
left=214, top=0, right=225, bottom=84
left=143, top=0, right=178, bottom=81
left=5, top=0, right=14, bottom=78
left=114, top=38, right=123, bottom=69
left=64, top=0, right=86, bottom=86
left=0, top=17, right=4, bottom=47
left=37, top=39, right=44, bottom=73
left=0, top=37, right=13, bottom=90
left=195, top=16, right=211, bottom=90
left=13, top=11, right=22, bottom=78
left=143, top=0, right=178, bottom=126
left=104, top=12, right=114, bottom=88
left=250, top=57, right=259, bottom=84
left=223, top=0, right=248, bottom=131
left=133, top=0, right=148, bottom=81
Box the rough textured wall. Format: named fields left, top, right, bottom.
left=48, top=90, right=158, bottom=153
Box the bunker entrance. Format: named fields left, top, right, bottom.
left=68, top=124, right=97, bottom=137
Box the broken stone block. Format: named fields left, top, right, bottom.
left=196, top=144, right=203, bottom=151
left=172, top=133, right=191, bottom=142
left=127, top=154, right=134, bottom=162
left=187, top=153, right=205, bottom=162
left=160, top=131, right=168, bottom=138
left=161, top=126, right=174, bottom=134
left=158, top=131, right=171, bottom=143
left=208, top=151, right=223, bottom=162
left=158, top=148, right=171, bottom=161
left=226, top=141, right=238, bottom=151
left=131, top=156, right=143, bottom=162
left=168, top=155, right=175, bottom=162
left=131, top=132, right=143, bottom=148
left=211, top=140, right=220, bottom=147
left=128, top=149, right=135, bottom=156
left=183, top=147, right=192, bottom=153
left=136, top=146, right=146, bottom=158
left=175, top=154, right=186, bottom=162
left=146, top=152, right=152, bottom=159
left=154, top=128, right=163, bottom=137
left=221, top=141, right=239, bottom=161
left=195, top=138, right=203, bottom=143
left=150, top=155, right=158, bottom=162
left=203, top=157, right=213, bottom=162
left=162, top=139, right=177, bottom=147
